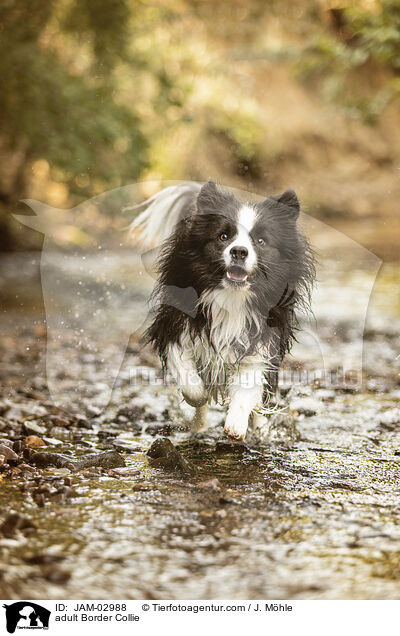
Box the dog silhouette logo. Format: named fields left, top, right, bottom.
left=3, top=602, right=51, bottom=634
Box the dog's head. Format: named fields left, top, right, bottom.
left=187, top=180, right=309, bottom=303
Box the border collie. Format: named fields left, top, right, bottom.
left=131, top=180, right=314, bottom=441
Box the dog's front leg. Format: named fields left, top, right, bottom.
left=224, top=363, right=263, bottom=441
left=167, top=343, right=208, bottom=408
left=191, top=404, right=209, bottom=432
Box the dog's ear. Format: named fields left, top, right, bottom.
left=271, top=189, right=300, bottom=218
left=200, top=179, right=218, bottom=195
left=197, top=180, right=220, bottom=212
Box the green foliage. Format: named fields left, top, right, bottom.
left=294, top=1, right=400, bottom=122
left=0, top=43, right=147, bottom=185
left=1, top=0, right=399, bottom=253
left=346, top=1, right=400, bottom=71
left=207, top=103, right=265, bottom=177
left=63, top=0, right=131, bottom=68
left=0, top=0, right=148, bottom=199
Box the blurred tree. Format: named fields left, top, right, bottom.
left=0, top=0, right=148, bottom=248
left=0, top=0, right=399, bottom=255
left=296, top=1, right=400, bottom=123
left=346, top=0, right=400, bottom=72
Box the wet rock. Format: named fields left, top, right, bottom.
left=42, top=437, right=63, bottom=446
left=49, top=487, right=72, bottom=504
left=79, top=469, right=102, bottom=478
left=24, top=553, right=65, bottom=566
left=215, top=441, right=247, bottom=455
left=43, top=566, right=71, bottom=584
left=24, top=435, right=46, bottom=448
left=147, top=437, right=175, bottom=459
left=49, top=427, right=72, bottom=442
left=97, top=428, right=120, bottom=439
left=147, top=437, right=197, bottom=475
left=218, top=488, right=242, bottom=506
left=0, top=444, right=18, bottom=462
left=29, top=450, right=125, bottom=471
left=48, top=416, right=73, bottom=428
left=86, top=405, right=102, bottom=417
left=30, top=480, right=78, bottom=506
left=23, top=421, right=47, bottom=436
left=117, top=403, right=146, bottom=420
left=218, top=494, right=241, bottom=506
left=73, top=450, right=125, bottom=470
left=256, top=411, right=300, bottom=443
left=0, top=513, right=37, bottom=538
left=13, top=440, right=23, bottom=453
left=129, top=482, right=154, bottom=491
left=32, top=492, right=46, bottom=507
left=109, top=467, right=141, bottom=477
left=144, top=422, right=180, bottom=436
left=290, top=397, right=319, bottom=417
left=29, top=452, right=75, bottom=470
left=197, top=478, right=221, bottom=491
left=0, top=438, right=13, bottom=448
left=315, top=389, right=336, bottom=402
left=112, top=438, right=143, bottom=452
left=379, top=408, right=400, bottom=430
left=18, top=463, right=35, bottom=474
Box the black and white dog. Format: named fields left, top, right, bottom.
left=131, top=180, right=314, bottom=441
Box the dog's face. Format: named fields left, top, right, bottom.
left=192, top=180, right=302, bottom=298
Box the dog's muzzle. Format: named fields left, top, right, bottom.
left=226, top=265, right=249, bottom=284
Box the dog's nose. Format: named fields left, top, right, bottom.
left=230, top=245, right=248, bottom=261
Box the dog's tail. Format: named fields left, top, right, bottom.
left=126, top=181, right=201, bottom=248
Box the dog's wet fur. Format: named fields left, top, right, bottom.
left=134, top=180, right=315, bottom=440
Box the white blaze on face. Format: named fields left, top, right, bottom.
left=223, top=204, right=257, bottom=271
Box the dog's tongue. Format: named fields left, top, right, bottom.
left=227, top=266, right=248, bottom=282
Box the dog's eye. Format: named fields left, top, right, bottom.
left=219, top=233, right=229, bottom=242
left=257, top=237, right=266, bottom=246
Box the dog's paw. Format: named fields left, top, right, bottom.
left=224, top=410, right=248, bottom=441
left=181, top=382, right=208, bottom=407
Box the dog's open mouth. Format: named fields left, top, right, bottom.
left=226, top=266, right=249, bottom=285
